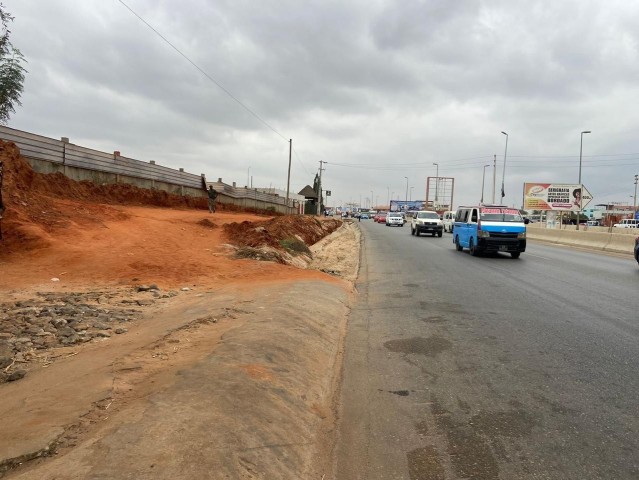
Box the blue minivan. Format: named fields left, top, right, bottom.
left=453, top=205, right=526, bottom=258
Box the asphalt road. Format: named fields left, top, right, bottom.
left=334, top=220, right=639, bottom=480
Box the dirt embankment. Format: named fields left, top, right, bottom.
left=0, top=141, right=360, bottom=479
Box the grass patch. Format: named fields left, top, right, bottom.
left=279, top=237, right=311, bottom=255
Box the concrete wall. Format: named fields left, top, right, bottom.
left=526, top=224, right=637, bottom=255
left=1, top=126, right=299, bottom=213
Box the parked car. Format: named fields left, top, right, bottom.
left=635, top=236, right=639, bottom=265
left=586, top=220, right=601, bottom=227
left=385, top=212, right=404, bottom=227
left=411, top=211, right=443, bottom=237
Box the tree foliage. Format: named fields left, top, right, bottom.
left=0, top=4, right=26, bottom=125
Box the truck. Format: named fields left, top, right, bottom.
left=411, top=211, right=443, bottom=237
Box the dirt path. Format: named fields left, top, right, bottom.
left=0, top=198, right=361, bottom=478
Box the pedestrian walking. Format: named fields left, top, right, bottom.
left=207, top=185, right=218, bottom=213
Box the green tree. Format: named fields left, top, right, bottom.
left=0, top=4, right=26, bottom=125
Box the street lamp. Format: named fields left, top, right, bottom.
left=481, top=164, right=490, bottom=204
left=576, top=130, right=591, bottom=231
left=433, top=163, right=439, bottom=204
left=410, top=186, right=414, bottom=201
left=500, top=131, right=508, bottom=201
left=371, top=190, right=374, bottom=209
left=404, top=176, right=408, bottom=202
left=632, top=175, right=639, bottom=215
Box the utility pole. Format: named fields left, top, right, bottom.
left=501, top=131, right=508, bottom=201
left=633, top=174, right=638, bottom=217
left=492, top=154, right=496, bottom=204
left=481, top=164, right=489, bottom=204
left=317, top=160, right=325, bottom=216
left=285, top=139, right=292, bottom=211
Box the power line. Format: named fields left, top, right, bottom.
left=118, top=0, right=288, bottom=142
left=292, top=147, right=311, bottom=176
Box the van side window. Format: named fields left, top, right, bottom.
left=455, top=210, right=463, bottom=222
left=471, top=209, right=478, bottom=223
left=462, top=210, right=469, bottom=222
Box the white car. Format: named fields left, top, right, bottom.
left=386, top=213, right=404, bottom=227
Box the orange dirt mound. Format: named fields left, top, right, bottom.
left=0, top=140, right=209, bottom=252
left=223, top=216, right=342, bottom=250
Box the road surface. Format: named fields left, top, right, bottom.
left=334, top=220, right=639, bottom=479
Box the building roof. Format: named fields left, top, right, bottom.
left=298, top=185, right=318, bottom=199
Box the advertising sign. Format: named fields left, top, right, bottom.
left=523, top=183, right=592, bottom=211
left=390, top=200, right=426, bottom=212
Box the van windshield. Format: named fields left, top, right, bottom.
left=480, top=208, right=523, bottom=222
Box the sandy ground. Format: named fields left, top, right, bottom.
left=0, top=201, right=361, bottom=479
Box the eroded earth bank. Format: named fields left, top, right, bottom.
left=0, top=141, right=361, bottom=479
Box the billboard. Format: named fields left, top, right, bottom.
left=390, top=200, right=426, bottom=212
left=523, top=183, right=592, bottom=211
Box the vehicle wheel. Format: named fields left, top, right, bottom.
left=469, top=238, right=479, bottom=256
left=455, top=236, right=462, bottom=251
left=415, top=229, right=420, bottom=237
left=438, top=231, right=443, bottom=237
left=511, top=252, right=521, bottom=259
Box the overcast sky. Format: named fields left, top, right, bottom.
left=5, top=0, right=639, bottom=210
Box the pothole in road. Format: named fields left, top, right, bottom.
left=420, top=316, right=447, bottom=324
left=383, top=336, right=452, bottom=357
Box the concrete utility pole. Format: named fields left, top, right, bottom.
left=317, top=160, right=325, bottom=216
left=493, top=154, right=497, bottom=205
left=285, top=139, right=292, bottom=209
left=481, top=164, right=490, bottom=204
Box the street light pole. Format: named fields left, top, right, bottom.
left=410, top=186, right=414, bottom=201
left=404, top=176, right=409, bottom=202
left=371, top=190, right=374, bottom=209
left=481, top=164, right=490, bottom=204
left=433, top=163, right=439, bottom=206
left=577, top=130, right=591, bottom=231
left=633, top=174, right=638, bottom=217
left=500, top=131, right=508, bottom=202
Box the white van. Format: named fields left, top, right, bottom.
left=442, top=211, right=455, bottom=233
left=613, top=219, right=639, bottom=228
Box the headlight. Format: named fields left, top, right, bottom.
left=478, top=230, right=490, bottom=238
left=518, top=232, right=526, bottom=239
